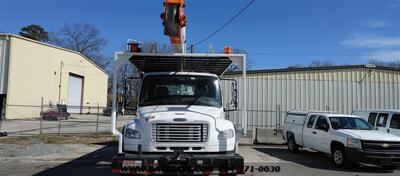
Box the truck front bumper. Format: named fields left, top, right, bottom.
left=345, top=148, right=400, bottom=166
left=111, top=152, right=244, bottom=175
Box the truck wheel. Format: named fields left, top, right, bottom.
left=332, top=146, right=349, bottom=168
left=382, top=164, right=397, bottom=171
left=287, top=137, right=299, bottom=153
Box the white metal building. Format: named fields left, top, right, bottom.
left=221, top=65, right=400, bottom=130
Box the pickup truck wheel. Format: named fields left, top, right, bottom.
left=332, top=147, right=348, bottom=168
left=287, top=137, right=299, bottom=153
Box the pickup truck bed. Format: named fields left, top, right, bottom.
left=283, top=112, right=307, bottom=146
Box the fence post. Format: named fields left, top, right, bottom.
left=57, top=104, right=61, bottom=136
left=96, top=103, right=99, bottom=135
left=0, top=98, right=5, bottom=132
left=40, top=97, right=43, bottom=134
left=274, top=105, right=278, bottom=135
left=278, top=105, right=281, bottom=132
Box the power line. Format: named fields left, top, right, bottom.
left=190, top=0, right=256, bottom=47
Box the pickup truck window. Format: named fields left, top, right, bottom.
left=368, top=113, right=378, bottom=125
left=307, top=115, right=317, bottom=128
left=390, top=114, right=400, bottom=129
left=329, top=117, right=373, bottom=130
left=315, top=117, right=328, bottom=130
left=376, top=113, right=389, bottom=127
left=139, top=75, right=222, bottom=107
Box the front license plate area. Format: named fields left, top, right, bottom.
left=122, top=160, right=142, bottom=168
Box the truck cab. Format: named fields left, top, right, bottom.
left=111, top=53, right=244, bottom=175
left=283, top=111, right=400, bottom=169
left=123, top=72, right=236, bottom=153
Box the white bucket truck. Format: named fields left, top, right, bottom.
left=111, top=53, right=245, bottom=175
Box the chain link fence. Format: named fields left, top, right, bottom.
left=0, top=103, right=132, bottom=136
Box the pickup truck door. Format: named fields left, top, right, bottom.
left=303, top=115, right=317, bottom=149
left=313, top=116, right=331, bottom=153
left=388, top=113, right=400, bottom=137
left=376, top=113, right=389, bottom=132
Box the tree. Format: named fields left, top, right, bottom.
left=309, top=60, right=336, bottom=67
left=49, top=23, right=109, bottom=69
left=141, top=41, right=172, bottom=53
left=368, top=59, right=400, bottom=68
left=19, top=24, right=49, bottom=42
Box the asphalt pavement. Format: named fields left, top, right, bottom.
left=0, top=144, right=398, bottom=176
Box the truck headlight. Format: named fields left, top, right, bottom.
left=218, top=129, right=234, bottom=140
left=125, top=129, right=141, bottom=139
left=347, top=138, right=361, bottom=149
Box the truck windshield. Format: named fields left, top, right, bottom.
left=329, top=117, right=373, bottom=130
left=139, top=75, right=222, bottom=107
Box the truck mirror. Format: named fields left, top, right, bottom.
left=321, top=123, right=329, bottom=131
left=231, top=80, right=238, bottom=111
left=220, top=78, right=238, bottom=112
left=331, top=122, right=339, bottom=130
left=124, top=76, right=142, bottom=112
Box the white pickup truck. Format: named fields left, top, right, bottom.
left=283, top=111, right=400, bottom=170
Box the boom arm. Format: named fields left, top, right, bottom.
left=161, top=0, right=186, bottom=53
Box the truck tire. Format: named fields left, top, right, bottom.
left=287, top=137, right=299, bottom=153
left=381, top=164, right=397, bottom=171
left=331, top=146, right=351, bottom=168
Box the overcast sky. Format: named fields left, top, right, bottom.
left=1, top=0, right=399, bottom=69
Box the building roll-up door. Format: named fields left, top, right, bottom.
left=67, top=74, right=83, bottom=113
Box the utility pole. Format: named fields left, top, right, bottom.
left=58, top=61, right=64, bottom=104
left=190, top=44, right=194, bottom=53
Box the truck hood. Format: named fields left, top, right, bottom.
left=138, top=105, right=222, bottom=122
left=337, top=129, right=400, bottom=141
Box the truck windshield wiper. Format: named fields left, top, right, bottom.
left=187, top=96, right=201, bottom=108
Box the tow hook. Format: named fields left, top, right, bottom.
left=173, top=149, right=184, bottom=161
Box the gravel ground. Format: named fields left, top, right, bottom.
left=0, top=144, right=101, bottom=161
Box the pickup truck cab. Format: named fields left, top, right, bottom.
left=283, top=111, right=400, bottom=169
left=352, top=109, right=400, bottom=137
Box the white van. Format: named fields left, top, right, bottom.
left=352, top=110, right=400, bottom=137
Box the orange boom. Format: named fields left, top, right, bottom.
left=161, top=0, right=186, bottom=53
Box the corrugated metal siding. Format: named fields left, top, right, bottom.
left=222, top=68, right=400, bottom=130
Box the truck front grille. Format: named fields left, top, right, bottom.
left=151, top=123, right=208, bottom=142
left=362, top=140, right=400, bottom=152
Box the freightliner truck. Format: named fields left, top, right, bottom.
left=111, top=53, right=245, bottom=175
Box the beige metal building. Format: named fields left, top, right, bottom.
left=221, top=65, right=400, bottom=130
left=0, top=34, right=108, bottom=119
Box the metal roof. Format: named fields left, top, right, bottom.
left=0, top=34, right=109, bottom=75
left=225, top=64, right=400, bottom=75
left=128, top=53, right=233, bottom=76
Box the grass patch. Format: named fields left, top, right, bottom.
left=0, top=135, right=117, bottom=145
